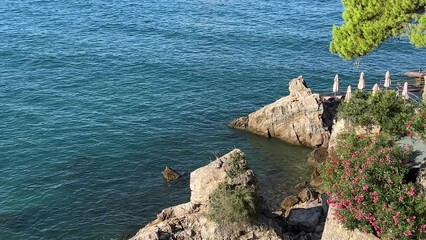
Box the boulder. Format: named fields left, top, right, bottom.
left=162, top=166, right=181, bottom=182
left=287, top=206, right=322, bottom=232
left=298, top=188, right=318, bottom=203
left=156, top=202, right=199, bottom=222
left=229, top=76, right=330, bottom=148
left=307, top=148, right=328, bottom=168
left=280, top=195, right=300, bottom=210
left=310, top=168, right=323, bottom=188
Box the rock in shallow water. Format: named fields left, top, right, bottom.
left=229, top=76, right=330, bottom=148
left=132, top=149, right=281, bottom=240
left=280, top=195, right=300, bottom=211
left=162, top=166, right=181, bottom=182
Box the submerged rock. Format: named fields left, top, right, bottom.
left=229, top=76, right=330, bottom=148
left=162, top=166, right=181, bottom=182
left=280, top=195, right=300, bottom=211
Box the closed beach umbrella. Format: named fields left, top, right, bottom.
left=402, top=82, right=409, bottom=100
left=384, top=71, right=391, bottom=89
left=357, top=72, right=365, bottom=90
left=345, top=85, right=352, bottom=102
left=333, top=74, right=339, bottom=95
left=372, top=83, right=380, bottom=95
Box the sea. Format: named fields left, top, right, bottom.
left=0, top=0, right=424, bottom=239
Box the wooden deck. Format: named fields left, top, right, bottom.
left=404, top=71, right=426, bottom=84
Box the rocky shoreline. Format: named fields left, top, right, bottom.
left=130, top=76, right=426, bottom=240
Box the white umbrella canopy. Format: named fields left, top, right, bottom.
left=372, top=83, right=380, bottom=95
left=357, top=72, right=365, bottom=90
left=402, top=82, right=409, bottom=100
left=384, top=71, right=391, bottom=88
left=345, top=85, right=352, bottom=102
left=333, top=74, right=339, bottom=94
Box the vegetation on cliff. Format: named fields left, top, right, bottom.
left=321, top=131, right=426, bottom=239
left=208, top=151, right=257, bottom=223
left=330, top=0, right=426, bottom=59
left=337, top=90, right=414, bottom=137
left=208, top=182, right=256, bottom=223
left=406, top=103, right=426, bottom=140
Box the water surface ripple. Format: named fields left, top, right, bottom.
left=0, top=0, right=424, bottom=239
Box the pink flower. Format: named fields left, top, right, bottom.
left=406, top=121, right=412, bottom=127
left=362, top=185, right=369, bottom=191
left=404, top=231, right=412, bottom=237
left=408, top=186, right=416, bottom=197
left=399, top=196, right=404, bottom=202
left=392, top=215, right=398, bottom=225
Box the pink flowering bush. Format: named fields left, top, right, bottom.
left=321, top=131, right=426, bottom=239
left=406, top=104, right=426, bottom=141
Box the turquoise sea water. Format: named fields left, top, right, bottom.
left=0, top=0, right=424, bottom=239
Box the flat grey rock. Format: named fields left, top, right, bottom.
left=397, top=136, right=426, bottom=168
left=287, top=206, right=322, bottom=232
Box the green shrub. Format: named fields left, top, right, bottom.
left=338, top=90, right=414, bottom=137
left=321, top=131, right=426, bottom=239
left=208, top=183, right=256, bottom=223
left=227, top=151, right=247, bottom=179
left=338, top=90, right=372, bottom=126
left=406, top=104, right=426, bottom=141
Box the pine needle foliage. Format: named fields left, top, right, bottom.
left=330, top=0, right=426, bottom=59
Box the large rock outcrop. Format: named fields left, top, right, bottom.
left=130, top=149, right=281, bottom=240
left=229, top=76, right=330, bottom=148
